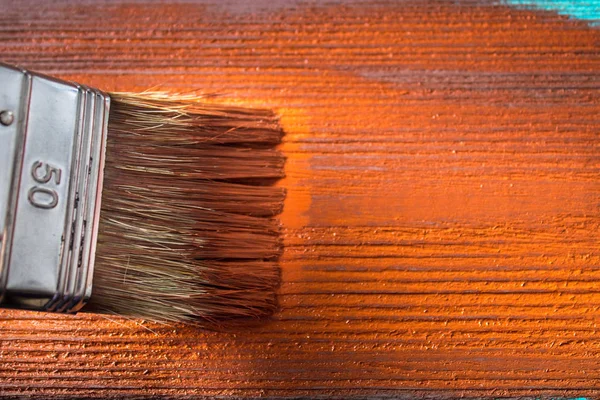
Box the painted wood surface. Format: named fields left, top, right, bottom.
left=0, top=0, right=599, bottom=398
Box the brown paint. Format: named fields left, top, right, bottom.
left=1, top=0, right=600, bottom=398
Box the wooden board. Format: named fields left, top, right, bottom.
left=1, top=0, right=599, bottom=398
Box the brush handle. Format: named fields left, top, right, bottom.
left=0, top=63, right=109, bottom=313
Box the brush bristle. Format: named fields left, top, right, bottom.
left=84, top=93, right=285, bottom=325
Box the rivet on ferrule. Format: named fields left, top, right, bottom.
left=0, top=110, right=13, bottom=126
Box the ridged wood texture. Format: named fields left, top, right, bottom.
left=0, top=0, right=599, bottom=398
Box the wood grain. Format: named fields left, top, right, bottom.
left=1, top=0, right=599, bottom=398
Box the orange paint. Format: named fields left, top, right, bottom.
left=277, top=108, right=312, bottom=230
left=0, top=0, right=599, bottom=398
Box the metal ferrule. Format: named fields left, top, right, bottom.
left=0, top=63, right=109, bottom=313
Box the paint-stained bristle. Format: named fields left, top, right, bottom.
left=84, top=93, right=285, bottom=325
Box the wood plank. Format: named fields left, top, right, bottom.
left=0, top=0, right=599, bottom=398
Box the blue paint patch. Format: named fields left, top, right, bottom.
left=539, top=398, right=590, bottom=400
left=507, top=397, right=590, bottom=400
left=505, top=0, right=600, bottom=26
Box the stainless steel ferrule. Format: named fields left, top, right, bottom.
left=0, top=63, right=109, bottom=313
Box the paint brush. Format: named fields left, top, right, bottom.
left=0, top=63, right=285, bottom=325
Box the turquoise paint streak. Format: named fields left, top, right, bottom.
left=531, top=398, right=589, bottom=400
left=506, top=0, right=600, bottom=26
left=510, top=398, right=589, bottom=400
